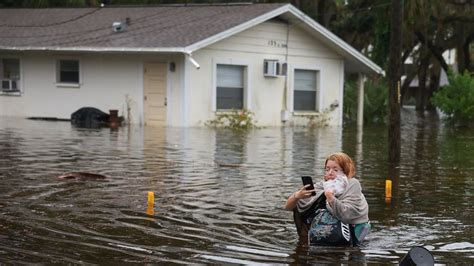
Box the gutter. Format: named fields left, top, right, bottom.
left=0, top=46, right=187, bottom=53
left=0, top=45, right=202, bottom=70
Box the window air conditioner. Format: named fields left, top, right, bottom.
left=1, top=79, right=18, bottom=92
left=263, top=60, right=287, bottom=77
left=278, top=62, right=287, bottom=76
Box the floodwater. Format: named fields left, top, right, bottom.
left=0, top=109, right=473, bottom=264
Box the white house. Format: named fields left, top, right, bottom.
left=0, top=3, right=383, bottom=127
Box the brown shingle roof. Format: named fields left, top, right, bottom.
left=0, top=3, right=286, bottom=50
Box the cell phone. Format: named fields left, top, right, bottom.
left=301, top=176, right=316, bottom=196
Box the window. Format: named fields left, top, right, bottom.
left=294, top=69, right=318, bottom=111
left=216, top=64, right=244, bottom=110
left=1, top=58, right=20, bottom=92
left=57, top=59, right=79, bottom=84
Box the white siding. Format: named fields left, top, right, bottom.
left=1, top=20, right=348, bottom=128
left=185, top=20, right=344, bottom=127
left=1, top=53, right=140, bottom=123
left=0, top=52, right=186, bottom=126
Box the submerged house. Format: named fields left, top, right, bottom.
left=0, top=3, right=383, bottom=127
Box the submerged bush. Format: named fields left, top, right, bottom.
left=432, top=70, right=474, bottom=126
left=206, top=109, right=258, bottom=130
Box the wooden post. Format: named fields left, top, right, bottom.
left=357, top=73, right=365, bottom=127
left=387, top=0, right=403, bottom=164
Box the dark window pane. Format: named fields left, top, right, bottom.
left=59, top=60, right=79, bottom=83
left=60, top=71, right=79, bottom=83
left=294, top=91, right=316, bottom=111
left=2, top=58, right=20, bottom=79
left=217, top=87, right=243, bottom=109
left=60, top=60, right=78, bottom=71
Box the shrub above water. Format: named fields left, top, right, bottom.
left=432, top=70, right=474, bottom=126
left=206, top=109, right=258, bottom=130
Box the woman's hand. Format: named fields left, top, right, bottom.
left=284, top=185, right=316, bottom=210
left=294, top=185, right=316, bottom=199
left=324, top=189, right=335, bottom=203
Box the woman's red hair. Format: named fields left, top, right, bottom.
left=325, top=152, right=356, bottom=178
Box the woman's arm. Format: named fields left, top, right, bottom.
left=284, top=185, right=315, bottom=210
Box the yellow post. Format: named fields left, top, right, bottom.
left=147, top=191, right=154, bottom=205
left=385, top=180, right=392, bottom=198
left=147, top=191, right=154, bottom=215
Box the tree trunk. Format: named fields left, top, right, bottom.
left=416, top=54, right=430, bottom=113
left=455, top=22, right=467, bottom=73
left=415, top=31, right=449, bottom=73
left=388, top=0, right=403, bottom=165
left=426, top=63, right=441, bottom=112
left=316, top=0, right=333, bottom=28
left=464, top=35, right=473, bottom=73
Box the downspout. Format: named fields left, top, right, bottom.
left=181, top=52, right=201, bottom=127
left=281, top=22, right=291, bottom=123
left=357, top=73, right=365, bottom=127
left=185, top=52, right=201, bottom=69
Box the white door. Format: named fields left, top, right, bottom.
left=144, top=63, right=167, bottom=126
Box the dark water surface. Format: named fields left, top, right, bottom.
left=1, top=109, right=473, bottom=264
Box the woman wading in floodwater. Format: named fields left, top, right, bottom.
left=284, top=152, right=370, bottom=246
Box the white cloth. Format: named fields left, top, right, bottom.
left=323, top=174, right=348, bottom=196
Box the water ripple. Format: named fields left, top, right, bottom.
left=0, top=115, right=473, bottom=263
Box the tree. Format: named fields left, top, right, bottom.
left=387, top=0, right=403, bottom=164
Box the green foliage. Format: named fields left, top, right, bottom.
left=343, top=77, right=388, bottom=125
left=343, top=79, right=358, bottom=123
left=432, top=71, right=474, bottom=126
left=371, top=9, right=390, bottom=68
left=364, top=78, right=388, bottom=124
left=206, top=109, right=258, bottom=131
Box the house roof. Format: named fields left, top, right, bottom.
left=0, top=3, right=383, bottom=75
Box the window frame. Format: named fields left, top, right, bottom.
left=212, top=58, right=251, bottom=112
left=291, top=68, right=321, bottom=112
left=56, top=58, right=81, bottom=87
left=0, top=57, right=22, bottom=95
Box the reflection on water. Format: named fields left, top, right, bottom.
left=0, top=109, right=473, bottom=264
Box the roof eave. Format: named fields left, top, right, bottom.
left=185, top=4, right=384, bottom=76
left=0, top=46, right=186, bottom=53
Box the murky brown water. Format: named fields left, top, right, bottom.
left=1, top=109, right=473, bottom=264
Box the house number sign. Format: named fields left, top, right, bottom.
left=267, top=40, right=287, bottom=48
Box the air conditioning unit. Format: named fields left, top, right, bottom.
left=1, top=79, right=18, bottom=92
left=263, top=60, right=287, bottom=77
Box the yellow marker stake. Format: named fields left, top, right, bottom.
left=147, top=191, right=155, bottom=215
left=147, top=191, right=155, bottom=205
left=385, top=180, right=392, bottom=198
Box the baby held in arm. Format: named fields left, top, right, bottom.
left=284, top=152, right=370, bottom=246
left=323, top=173, right=348, bottom=196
